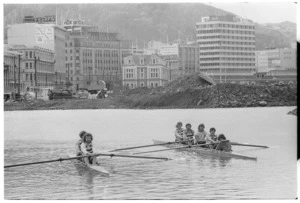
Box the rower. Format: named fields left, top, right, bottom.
left=206, top=127, right=218, bottom=149
left=215, top=134, right=232, bottom=152
left=194, top=123, right=207, bottom=146
left=76, top=131, right=86, bottom=157
left=183, top=123, right=195, bottom=145
left=82, top=133, right=100, bottom=165
left=174, top=122, right=184, bottom=143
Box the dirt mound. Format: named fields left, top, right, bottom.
left=118, top=75, right=297, bottom=108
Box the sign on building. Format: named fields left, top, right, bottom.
left=35, top=24, right=54, bottom=44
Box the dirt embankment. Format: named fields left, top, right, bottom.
left=118, top=75, right=297, bottom=108
left=4, top=75, right=297, bottom=111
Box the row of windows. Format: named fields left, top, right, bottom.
left=197, top=24, right=255, bottom=30
left=96, top=51, right=119, bottom=58
left=200, top=52, right=255, bottom=56
left=200, top=47, right=255, bottom=51
left=200, top=57, right=255, bottom=61
left=66, top=56, right=73, bottom=61
left=125, top=69, right=134, bottom=79
left=65, top=49, right=73, bottom=54
left=201, top=68, right=256, bottom=72
left=197, top=35, right=255, bottom=40
left=127, top=58, right=155, bottom=65
left=65, top=42, right=73, bottom=47
left=80, top=42, right=120, bottom=49
left=150, top=69, right=159, bottom=78
left=197, top=30, right=255, bottom=35
left=82, top=67, right=119, bottom=72
left=198, top=41, right=255, bottom=46
left=82, top=59, right=120, bottom=65
left=200, top=63, right=255, bottom=66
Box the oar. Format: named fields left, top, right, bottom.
left=231, top=142, right=269, bottom=148
left=133, top=143, right=217, bottom=155
left=108, top=141, right=180, bottom=152
left=4, top=153, right=171, bottom=169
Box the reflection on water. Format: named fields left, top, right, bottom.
left=4, top=107, right=297, bottom=199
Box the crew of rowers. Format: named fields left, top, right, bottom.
left=75, top=131, right=99, bottom=165
left=175, top=122, right=232, bottom=152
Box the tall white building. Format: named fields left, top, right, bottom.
left=7, top=19, right=67, bottom=85
left=196, top=15, right=256, bottom=83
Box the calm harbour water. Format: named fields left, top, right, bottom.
left=4, top=107, right=297, bottom=199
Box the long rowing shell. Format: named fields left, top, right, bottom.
left=152, top=139, right=257, bottom=161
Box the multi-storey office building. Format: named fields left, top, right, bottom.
left=178, top=44, right=199, bottom=75
left=122, top=54, right=170, bottom=88
left=196, top=15, right=256, bottom=83
left=63, top=19, right=132, bottom=90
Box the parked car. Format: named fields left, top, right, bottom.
left=77, top=89, right=89, bottom=99
left=48, top=89, right=74, bottom=100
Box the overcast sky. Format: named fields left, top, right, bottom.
left=205, top=2, right=297, bottom=24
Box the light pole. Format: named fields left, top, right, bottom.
left=18, top=54, right=21, bottom=94
left=34, top=55, right=40, bottom=99
left=13, top=56, right=16, bottom=98
left=89, top=67, right=91, bottom=84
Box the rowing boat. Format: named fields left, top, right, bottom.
left=70, top=154, right=110, bottom=176
left=152, top=139, right=257, bottom=161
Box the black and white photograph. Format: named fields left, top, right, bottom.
left=2, top=0, right=298, bottom=200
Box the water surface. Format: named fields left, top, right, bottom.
left=4, top=107, right=297, bottom=199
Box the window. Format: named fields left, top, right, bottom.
left=125, top=69, right=134, bottom=79
left=140, top=82, right=144, bottom=87
left=128, top=59, right=132, bottom=65
left=26, top=74, right=28, bottom=81
left=140, top=69, right=144, bottom=78
left=140, top=58, right=144, bottom=65
left=30, top=63, right=32, bottom=68
left=152, top=58, right=156, bottom=64
left=26, top=63, right=28, bottom=69
left=29, top=52, right=32, bottom=58
left=150, top=68, right=158, bottom=78
left=25, top=52, right=28, bottom=58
